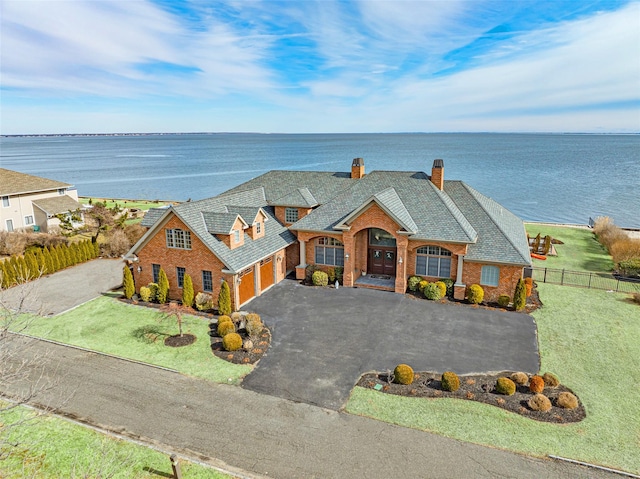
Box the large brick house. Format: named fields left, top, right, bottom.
left=127, top=159, right=531, bottom=309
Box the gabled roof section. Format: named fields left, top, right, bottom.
left=225, top=206, right=267, bottom=225
left=271, top=187, right=319, bottom=208
left=335, top=187, right=417, bottom=234
left=444, top=181, right=531, bottom=265
left=32, top=195, right=82, bottom=216
left=0, top=168, right=73, bottom=196
left=202, top=212, right=248, bottom=235
left=141, top=207, right=170, bottom=227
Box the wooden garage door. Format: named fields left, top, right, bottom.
left=260, top=257, right=274, bottom=291
left=238, top=268, right=255, bottom=305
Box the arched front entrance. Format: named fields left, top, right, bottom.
left=367, top=228, right=397, bottom=276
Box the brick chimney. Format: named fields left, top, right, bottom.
left=431, top=159, right=444, bottom=190
left=351, top=158, right=365, bottom=179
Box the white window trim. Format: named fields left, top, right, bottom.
left=480, top=265, right=500, bottom=287
left=2, top=196, right=9, bottom=207
left=24, top=215, right=34, bottom=225
left=6, top=219, right=14, bottom=232
left=234, top=230, right=241, bottom=243
left=415, top=246, right=452, bottom=278
left=256, top=222, right=262, bottom=234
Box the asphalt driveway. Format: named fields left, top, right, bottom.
left=242, top=280, right=540, bottom=410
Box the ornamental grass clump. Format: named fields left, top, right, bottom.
left=556, top=391, right=579, bottom=409
left=217, top=320, right=235, bottom=337
left=312, top=270, right=329, bottom=286
left=423, top=282, right=443, bottom=300
left=542, top=372, right=560, bottom=388
left=467, top=284, right=484, bottom=304
left=441, top=371, right=460, bottom=392
left=246, top=315, right=264, bottom=337
left=495, top=377, right=516, bottom=396
left=222, top=332, right=243, bottom=351
left=510, top=372, right=528, bottom=386
left=394, top=364, right=414, bottom=385
left=529, top=375, right=545, bottom=393
left=528, top=393, right=552, bottom=412
left=195, top=292, right=213, bottom=311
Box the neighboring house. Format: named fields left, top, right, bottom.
left=127, top=159, right=531, bottom=309
left=0, top=168, right=84, bottom=233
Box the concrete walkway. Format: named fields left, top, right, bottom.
left=1, top=334, right=615, bottom=479
left=243, top=280, right=540, bottom=410
left=0, top=258, right=123, bottom=315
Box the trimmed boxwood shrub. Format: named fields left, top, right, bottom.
left=423, top=282, right=443, bottom=300
left=394, top=364, right=414, bottom=385
left=139, top=286, right=152, bottom=302
left=528, top=393, right=552, bottom=412
left=497, top=295, right=510, bottom=308
left=556, top=391, right=579, bottom=409
left=407, top=275, right=422, bottom=292
left=222, top=332, right=243, bottom=351
left=529, top=375, right=545, bottom=393
left=467, top=284, right=484, bottom=304
left=218, top=315, right=233, bottom=325
left=495, top=377, right=516, bottom=395
left=418, top=280, right=429, bottom=293
left=217, top=320, right=235, bottom=337
left=542, top=372, right=560, bottom=388
left=434, top=281, right=447, bottom=298
left=510, top=372, right=528, bottom=385
left=312, top=270, right=329, bottom=286
left=441, top=371, right=460, bottom=392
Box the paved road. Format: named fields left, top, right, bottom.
left=1, top=334, right=616, bottom=479
left=0, top=258, right=123, bottom=315
left=243, top=280, right=540, bottom=409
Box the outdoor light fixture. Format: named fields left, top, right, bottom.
left=137, top=266, right=142, bottom=273
left=398, top=257, right=403, bottom=264
left=345, top=253, right=350, bottom=260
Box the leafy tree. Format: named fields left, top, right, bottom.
left=513, top=278, right=527, bottom=311
left=182, top=273, right=194, bottom=308
left=157, top=268, right=169, bottom=304
left=123, top=266, right=135, bottom=300
left=86, top=203, right=115, bottom=244
left=218, top=279, right=232, bottom=315
left=55, top=208, right=83, bottom=236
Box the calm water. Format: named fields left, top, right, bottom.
left=1, top=133, right=639, bottom=228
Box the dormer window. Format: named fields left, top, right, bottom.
left=234, top=230, right=241, bottom=243
left=256, top=222, right=262, bottom=234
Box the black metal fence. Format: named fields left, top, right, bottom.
left=526, top=267, right=640, bottom=293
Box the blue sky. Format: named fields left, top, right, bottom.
left=1, top=0, right=638, bottom=134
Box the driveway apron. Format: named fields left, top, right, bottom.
left=242, top=280, right=540, bottom=410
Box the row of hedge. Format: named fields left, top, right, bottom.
left=1, top=240, right=99, bottom=289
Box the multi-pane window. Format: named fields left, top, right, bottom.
left=166, top=228, right=191, bottom=249
left=234, top=230, right=241, bottom=243
left=24, top=215, right=34, bottom=225
left=202, top=270, right=213, bottom=292
left=481, top=265, right=500, bottom=287
left=6, top=219, right=14, bottom=232
left=176, top=267, right=186, bottom=288
left=415, top=246, right=452, bottom=278
left=256, top=222, right=261, bottom=234
left=152, top=263, right=161, bottom=283
left=285, top=207, right=298, bottom=223
left=315, top=237, right=344, bottom=266
left=2, top=196, right=9, bottom=207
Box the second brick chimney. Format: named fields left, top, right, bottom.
left=431, top=159, right=444, bottom=190
left=351, top=158, right=365, bottom=179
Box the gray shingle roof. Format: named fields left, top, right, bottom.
left=0, top=168, right=72, bottom=196
left=202, top=212, right=245, bottom=235
left=271, top=187, right=319, bottom=208
left=226, top=206, right=265, bottom=224
left=32, top=195, right=82, bottom=216
left=141, top=207, right=170, bottom=227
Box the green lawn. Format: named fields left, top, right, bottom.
left=347, top=226, right=640, bottom=474
left=525, top=223, right=613, bottom=272
left=79, top=197, right=173, bottom=211
left=0, top=405, right=231, bottom=478
left=17, top=294, right=251, bottom=384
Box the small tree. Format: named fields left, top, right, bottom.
left=157, top=267, right=169, bottom=304
left=123, top=266, right=135, bottom=300
left=182, top=273, right=194, bottom=308
left=55, top=208, right=83, bottom=236
left=513, top=278, right=527, bottom=311
left=218, top=279, right=232, bottom=315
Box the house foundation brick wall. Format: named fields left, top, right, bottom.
left=461, top=262, right=524, bottom=302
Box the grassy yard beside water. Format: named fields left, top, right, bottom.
left=0, top=405, right=231, bottom=478
left=17, top=294, right=251, bottom=384
left=347, top=225, right=640, bottom=474
left=79, top=197, right=174, bottom=210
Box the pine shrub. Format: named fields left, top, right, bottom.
left=407, top=276, right=422, bottom=292
left=139, top=286, right=152, bottom=302
left=497, top=295, right=510, bottom=308
left=195, top=292, right=214, bottom=311
left=542, top=372, right=560, bottom=388
left=510, top=372, right=528, bottom=386
left=529, top=375, right=545, bottom=393
left=441, top=371, right=460, bottom=392
left=423, top=282, right=443, bottom=300
left=528, top=393, right=552, bottom=412
left=312, top=270, right=329, bottom=286
left=218, top=280, right=232, bottom=315
left=495, top=377, right=516, bottom=395
left=394, top=364, right=414, bottom=385
left=513, top=278, right=526, bottom=311
left=434, top=281, right=447, bottom=298
left=222, top=332, right=243, bottom=351
left=148, top=283, right=159, bottom=302
left=217, top=320, right=236, bottom=337
left=467, top=284, right=484, bottom=304
left=556, top=392, right=579, bottom=409
left=123, top=266, right=135, bottom=299
left=157, top=268, right=170, bottom=304
left=182, top=273, right=194, bottom=308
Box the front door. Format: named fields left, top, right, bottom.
left=368, top=247, right=396, bottom=276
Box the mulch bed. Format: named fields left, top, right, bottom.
left=164, top=333, right=197, bottom=347
left=357, top=371, right=585, bottom=423
left=209, top=325, right=271, bottom=365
